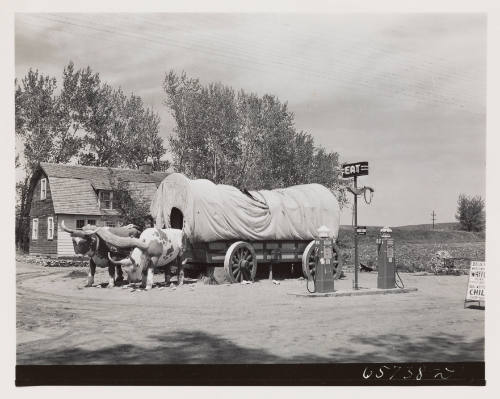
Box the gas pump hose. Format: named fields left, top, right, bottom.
left=395, top=265, right=405, bottom=289
left=306, top=271, right=316, bottom=293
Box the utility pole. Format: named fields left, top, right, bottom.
left=431, top=210, right=436, bottom=229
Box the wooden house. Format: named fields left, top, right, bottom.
left=28, top=162, right=169, bottom=258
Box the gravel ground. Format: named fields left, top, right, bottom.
left=16, top=260, right=484, bottom=364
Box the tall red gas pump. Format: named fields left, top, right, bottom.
left=314, top=226, right=337, bottom=293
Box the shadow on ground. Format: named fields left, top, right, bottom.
left=18, top=330, right=484, bottom=365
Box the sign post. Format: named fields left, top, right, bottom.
left=354, top=175, right=359, bottom=290
left=342, top=161, right=371, bottom=290
left=464, top=261, right=485, bottom=308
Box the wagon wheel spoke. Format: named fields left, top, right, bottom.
left=308, top=255, right=316, bottom=271
left=231, top=263, right=240, bottom=274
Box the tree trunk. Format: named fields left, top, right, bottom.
left=16, top=175, right=32, bottom=253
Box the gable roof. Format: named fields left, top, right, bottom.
left=37, top=162, right=170, bottom=216
left=49, top=177, right=102, bottom=215
left=40, top=162, right=168, bottom=190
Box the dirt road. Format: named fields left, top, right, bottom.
left=16, top=261, right=484, bottom=364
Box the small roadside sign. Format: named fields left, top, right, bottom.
left=356, top=226, right=367, bottom=235
left=465, top=261, right=485, bottom=307
left=342, top=161, right=369, bottom=178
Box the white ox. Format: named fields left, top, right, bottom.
left=103, top=227, right=184, bottom=290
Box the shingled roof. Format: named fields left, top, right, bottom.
left=40, top=162, right=168, bottom=190
left=38, top=162, right=169, bottom=215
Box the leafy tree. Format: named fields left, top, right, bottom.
left=164, top=71, right=206, bottom=178
left=15, top=67, right=83, bottom=250
left=164, top=72, right=240, bottom=183
left=164, top=70, right=347, bottom=203
left=15, top=62, right=168, bottom=250
left=108, top=171, right=153, bottom=230
left=455, top=194, right=485, bottom=232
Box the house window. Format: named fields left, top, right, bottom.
left=77, top=219, right=97, bottom=229
left=47, top=217, right=54, bottom=240
left=104, top=221, right=116, bottom=227
left=40, top=178, right=47, bottom=200
left=32, top=218, right=38, bottom=240
left=99, top=190, right=114, bottom=210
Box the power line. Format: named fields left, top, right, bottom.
left=19, top=14, right=485, bottom=115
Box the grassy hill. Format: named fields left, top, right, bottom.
left=339, top=224, right=484, bottom=245
left=337, top=223, right=485, bottom=272
left=395, top=222, right=460, bottom=231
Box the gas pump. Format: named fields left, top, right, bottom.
left=376, top=227, right=396, bottom=289
left=307, top=226, right=337, bottom=293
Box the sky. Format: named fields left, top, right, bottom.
left=14, top=13, right=486, bottom=227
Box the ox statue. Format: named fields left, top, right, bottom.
left=102, top=227, right=184, bottom=290
left=60, top=221, right=141, bottom=287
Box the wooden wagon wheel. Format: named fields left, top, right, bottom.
left=224, top=241, right=257, bottom=283
left=302, top=241, right=318, bottom=280
left=302, top=240, right=343, bottom=280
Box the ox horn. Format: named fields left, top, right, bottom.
left=108, top=252, right=133, bottom=266
left=61, top=220, right=99, bottom=237
left=98, top=229, right=149, bottom=251
left=60, top=220, right=77, bottom=234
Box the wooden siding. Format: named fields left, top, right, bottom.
left=29, top=172, right=55, bottom=217
left=57, top=215, right=77, bottom=257
left=29, top=173, right=57, bottom=257
left=29, top=215, right=57, bottom=257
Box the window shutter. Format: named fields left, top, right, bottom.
left=40, top=179, right=46, bottom=200
left=32, top=219, right=38, bottom=239
left=47, top=217, right=54, bottom=240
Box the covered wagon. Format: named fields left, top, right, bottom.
left=150, top=173, right=343, bottom=282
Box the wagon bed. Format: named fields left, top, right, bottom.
left=184, top=238, right=343, bottom=283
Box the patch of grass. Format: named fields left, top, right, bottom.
left=339, top=225, right=484, bottom=245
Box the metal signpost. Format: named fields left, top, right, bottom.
left=342, top=161, right=372, bottom=290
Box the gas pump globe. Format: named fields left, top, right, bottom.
left=377, top=226, right=396, bottom=289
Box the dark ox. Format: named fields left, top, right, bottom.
left=61, top=221, right=141, bottom=287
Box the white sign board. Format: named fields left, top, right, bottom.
left=465, top=261, right=485, bottom=302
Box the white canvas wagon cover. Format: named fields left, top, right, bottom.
left=151, top=173, right=340, bottom=243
